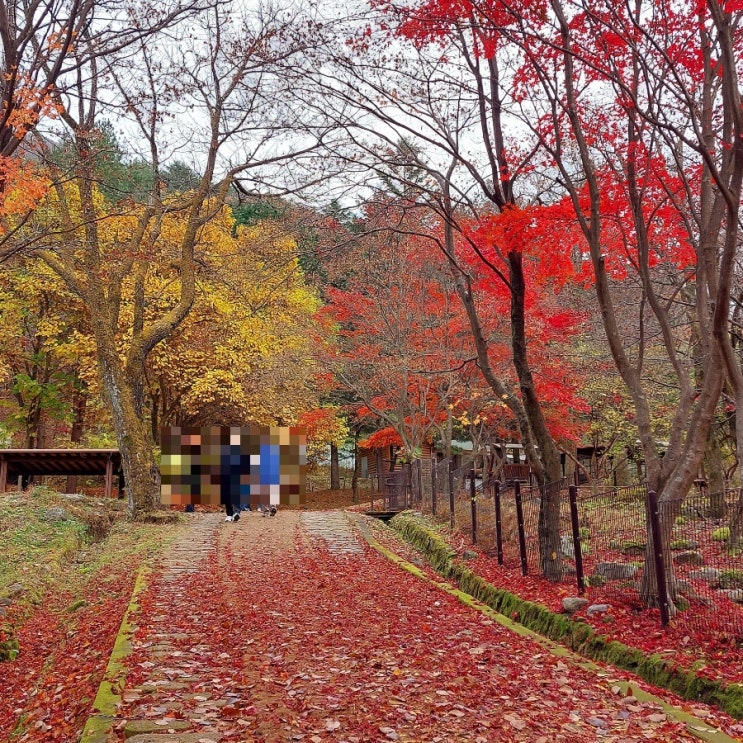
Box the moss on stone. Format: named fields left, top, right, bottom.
left=389, top=511, right=743, bottom=721
left=718, top=569, right=743, bottom=589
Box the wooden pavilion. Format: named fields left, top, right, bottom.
left=0, top=449, right=123, bottom=499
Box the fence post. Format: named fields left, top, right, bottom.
left=494, top=481, right=503, bottom=565
left=469, top=469, right=477, bottom=545
left=417, top=459, right=423, bottom=509
left=568, top=485, right=585, bottom=595
left=647, top=490, right=670, bottom=628
left=448, top=459, right=455, bottom=530
left=431, top=460, right=437, bottom=516
left=514, top=480, right=528, bottom=576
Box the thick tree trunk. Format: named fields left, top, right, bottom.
left=95, top=327, right=160, bottom=519
left=508, top=250, right=564, bottom=580
left=538, top=481, right=564, bottom=581
left=640, top=497, right=683, bottom=613
left=330, top=442, right=340, bottom=490
left=703, top=428, right=727, bottom=518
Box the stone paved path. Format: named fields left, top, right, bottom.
left=85, top=510, right=741, bottom=743
left=300, top=512, right=364, bottom=554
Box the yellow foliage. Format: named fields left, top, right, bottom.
left=143, top=212, right=324, bottom=427
left=3, top=182, right=327, bottom=439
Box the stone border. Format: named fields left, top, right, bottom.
left=349, top=512, right=742, bottom=743
left=79, top=563, right=152, bottom=743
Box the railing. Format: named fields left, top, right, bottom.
left=417, top=456, right=742, bottom=639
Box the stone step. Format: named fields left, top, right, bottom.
left=126, top=735, right=220, bottom=743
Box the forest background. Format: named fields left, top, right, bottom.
left=1, top=0, right=742, bottom=607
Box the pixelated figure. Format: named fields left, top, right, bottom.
left=160, top=426, right=306, bottom=510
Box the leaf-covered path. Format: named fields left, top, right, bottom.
left=86, top=511, right=742, bottom=742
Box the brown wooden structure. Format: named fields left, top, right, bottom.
left=0, top=449, right=123, bottom=499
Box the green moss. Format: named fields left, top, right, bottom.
left=389, top=511, right=743, bottom=721
left=718, top=570, right=743, bottom=589
left=621, top=540, right=646, bottom=554
left=670, top=539, right=693, bottom=550
left=675, top=596, right=690, bottom=612
left=0, top=637, right=20, bottom=661
left=712, top=527, right=731, bottom=542
left=79, top=564, right=151, bottom=741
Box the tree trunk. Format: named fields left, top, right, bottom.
left=640, top=496, right=683, bottom=613
left=330, top=442, right=340, bottom=490
left=66, top=383, right=87, bottom=492
left=729, top=488, right=743, bottom=550
left=351, top=432, right=360, bottom=504
left=538, top=481, right=564, bottom=581
left=508, top=250, right=564, bottom=580
left=95, top=326, right=160, bottom=518
left=703, top=427, right=727, bottom=519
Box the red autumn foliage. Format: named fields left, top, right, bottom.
left=109, top=513, right=743, bottom=741
left=0, top=559, right=140, bottom=741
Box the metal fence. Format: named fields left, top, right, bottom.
left=417, top=457, right=743, bottom=639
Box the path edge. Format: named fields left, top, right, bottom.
left=349, top=511, right=741, bottom=743
left=78, top=562, right=152, bottom=743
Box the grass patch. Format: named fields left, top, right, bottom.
left=0, top=488, right=187, bottom=665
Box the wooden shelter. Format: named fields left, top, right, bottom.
left=0, top=449, right=123, bottom=499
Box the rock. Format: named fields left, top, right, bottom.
left=6, top=583, right=24, bottom=598
left=0, top=597, right=12, bottom=606
left=126, top=734, right=220, bottom=743
left=676, top=580, right=705, bottom=600
left=586, top=603, right=611, bottom=616
left=689, top=567, right=721, bottom=582
left=562, top=597, right=589, bottom=614
left=41, top=507, right=71, bottom=522
left=595, top=562, right=638, bottom=580
left=620, top=541, right=646, bottom=555
left=670, top=539, right=699, bottom=550
left=60, top=493, right=85, bottom=501
left=726, top=589, right=743, bottom=604
left=673, top=551, right=704, bottom=566
left=561, top=534, right=575, bottom=558
left=123, top=720, right=193, bottom=737
left=461, top=550, right=478, bottom=560
left=0, top=607, right=7, bottom=618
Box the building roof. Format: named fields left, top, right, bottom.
left=0, top=449, right=121, bottom=478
